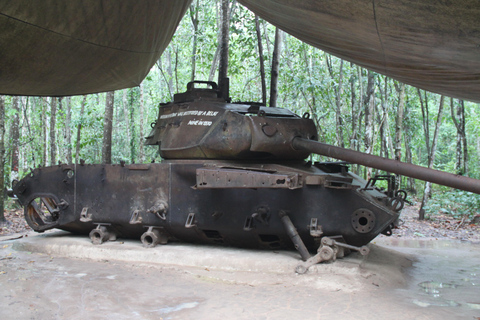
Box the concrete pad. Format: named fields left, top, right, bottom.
left=1, top=231, right=479, bottom=319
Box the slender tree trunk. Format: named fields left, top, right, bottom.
left=64, top=97, right=72, bottom=163
left=102, top=91, right=114, bottom=164
left=49, top=97, right=57, bottom=165
left=10, top=97, right=20, bottom=181
left=404, top=129, right=416, bottom=194
left=395, top=83, right=405, bottom=161
left=0, top=96, right=7, bottom=225
left=139, top=84, right=145, bottom=163
left=75, top=96, right=87, bottom=164
left=123, top=89, right=131, bottom=161
left=255, top=15, right=267, bottom=105
left=130, top=89, right=136, bottom=163
left=419, top=96, right=445, bottom=220
left=450, top=98, right=468, bottom=175
left=208, top=1, right=221, bottom=82
left=335, top=60, right=345, bottom=147
left=189, top=0, right=199, bottom=82
left=363, top=71, right=375, bottom=179
left=418, top=89, right=431, bottom=160
left=270, top=27, right=283, bottom=108
left=349, top=64, right=359, bottom=172
left=218, top=0, right=231, bottom=100
left=41, top=98, right=47, bottom=166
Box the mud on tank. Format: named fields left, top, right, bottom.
left=11, top=81, right=404, bottom=272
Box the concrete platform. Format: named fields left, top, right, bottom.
left=1, top=231, right=479, bottom=319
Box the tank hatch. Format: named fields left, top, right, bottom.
left=146, top=81, right=318, bottom=160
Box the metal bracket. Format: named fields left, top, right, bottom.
left=243, top=217, right=254, bottom=231
left=295, top=236, right=370, bottom=274
left=185, top=212, right=196, bottom=228
left=80, top=207, right=92, bottom=222
left=309, top=218, right=323, bottom=237
left=129, top=210, right=143, bottom=224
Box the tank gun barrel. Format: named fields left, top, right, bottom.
left=292, top=137, right=480, bottom=195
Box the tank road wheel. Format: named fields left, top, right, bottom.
left=24, top=196, right=60, bottom=231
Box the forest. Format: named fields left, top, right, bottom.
left=1, top=0, right=480, bottom=223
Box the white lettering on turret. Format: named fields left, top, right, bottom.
left=160, top=110, right=219, bottom=120
left=187, top=120, right=213, bottom=126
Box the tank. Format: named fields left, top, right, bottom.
left=16, top=80, right=474, bottom=271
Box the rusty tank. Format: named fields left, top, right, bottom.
left=14, top=80, right=480, bottom=271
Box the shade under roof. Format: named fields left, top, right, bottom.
left=239, top=0, right=480, bottom=102
left=0, top=0, right=191, bottom=96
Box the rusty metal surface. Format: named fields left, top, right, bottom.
left=196, top=167, right=302, bottom=189
left=145, top=82, right=316, bottom=160
left=293, top=137, right=480, bottom=195
left=12, top=160, right=400, bottom=250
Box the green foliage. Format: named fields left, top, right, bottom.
left=424, top=190, right=480, bottom=218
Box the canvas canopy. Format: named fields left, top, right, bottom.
left=1, top=0, right=480, bottom=102
left=0, top=0, right=191, bottom=96
left=239, top=0, right=480, bottom=102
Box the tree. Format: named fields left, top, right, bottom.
left=189, top=0, right=200, bottom=81
left=419, top=95, right=445, bottom=220
left=0, top=96, right=7, bottom=226
left=269, top=27, right=283, bottom=108
left=139, top=84, right=145, bottom=163
left=10, top=97, right=20, bottom=181
left=363, top=71, right=375, bottom=179
left=217, top=0, right=231, bottom=100
left=50, top=97, right=57, bottom=165
left=64, top=97, right=72, bottom=163
left=394, top=83, right=405, bottom=161
left=255, top=15, right=267, bottom=105
left=75, top=96, right=87, bottom=164
left=326, top=56, right=345, bottom=147
left=450, top=98, right=468, bottom=175
left=102, top=91, right=114, bottom=164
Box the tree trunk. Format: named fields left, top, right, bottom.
left=208, top=0, right=222, bottom=82
left=218, top=0, right=231, bottom=100
left=450, top=98, right=468, bottom=175
left=129, top=89, right=136, bottom=163
left=64, top=97, right=72, bottom=163
left=123, top=89, right=131, bottom=161
left=49, top=97, right=57, bottom=165
left=102, top=91, right=114, bottom=164
left=335, top=60, right=345, bottom=147
left=269, top=27, right=283, bottom=108
left=189, top=0, right=199, bottom=82
left=10, top=97, right=20, bottom=181
left=394, top=83, right=405, bottom=161
left=255, top=15, right=267, bottom=105
left=349, top=64, right=359, bottom=173
left=419, top=96, right=445, bottom=220
left=0, top=96, right=7, bottom=225
left=418, top=89, right=431, bottom=160
left=404, top=130, right=416, bottom=194
left=41, top=98, right=47, bottom=166
left=139, top=84, right=145, bottom=163
left=75, top=96, right=87, bottom=164
left=363, top=71, right=375, bottom=180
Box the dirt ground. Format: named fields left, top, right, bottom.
left=391, top=203, right=480, bottom=242
left=2, top=202, right=479, bottom=242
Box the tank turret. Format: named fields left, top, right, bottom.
left=146, top=81, right=317, bottom=160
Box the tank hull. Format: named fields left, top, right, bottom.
left=13, top=160, right=399, bottom=251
